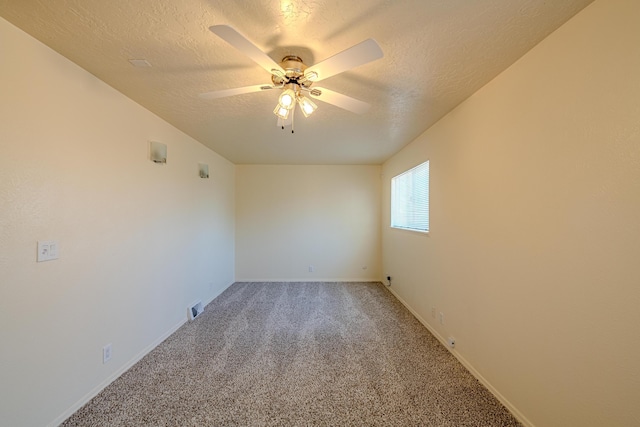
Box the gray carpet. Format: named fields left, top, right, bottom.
left=62, top=282, right=521, bottom=426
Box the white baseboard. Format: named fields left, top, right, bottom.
left=204, top=280, right=235, bottom=307
left=49, top=318, right=186, bottom=427
left=384, top=286, right=535, bottom=427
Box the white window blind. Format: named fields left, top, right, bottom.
left=391, top=160, right=429, bottom=233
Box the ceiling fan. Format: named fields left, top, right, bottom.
left=199, top=25, right=383, bottom=132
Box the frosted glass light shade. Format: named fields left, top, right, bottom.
left=278, top=89, right=296, bottom=109
left=298, top=96, right=317, bottom=117
left=198, top=163, right=209, bottom=178
left=149, top=141, right=167, bottom=164
left=273, top=105, right=290, bottom=119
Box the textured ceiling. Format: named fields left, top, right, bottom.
left=0, top=0, right=594, bottom=165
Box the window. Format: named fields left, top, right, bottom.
left=391, top=160, right=429, bottom=233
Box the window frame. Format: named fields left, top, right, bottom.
left=390, top=160, right=429, bottom=234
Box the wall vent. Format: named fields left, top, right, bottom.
left=188, top=301, right=204, bottom=321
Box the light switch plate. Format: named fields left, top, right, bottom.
left=37, top=240, right=59, bottom=262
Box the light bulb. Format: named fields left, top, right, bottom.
left=278, top=89, right=296, bottom=110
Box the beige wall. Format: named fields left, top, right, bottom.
left=382, top=0, right=640, bottom=426
left=3, top=0, right=640, bottom=425
left=236, top=165, right=381, bottom=281
left=0, top=17, right=235, bottom=426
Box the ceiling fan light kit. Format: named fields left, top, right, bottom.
left=278, top=87, right=296, bottom=110
left=298, top=96, right=317, bottom=118
left=273, top=104, right=290, bottom=120
left=200, top=25, right=383, bottom=133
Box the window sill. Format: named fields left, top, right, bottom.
left=390, top=226, right=430, bottom=235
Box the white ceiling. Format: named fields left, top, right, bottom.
left=0, top=0, right=594, bottom=165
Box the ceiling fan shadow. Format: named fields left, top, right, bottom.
left=201, top=0, right=277, bottom=36
left=338, top=73, right=388, bottom=93
left=163, top=63, right=255, bottom=74
left=268, top=46, right=316, bottom=67
left=263, top=33, right=284, bottom=53
left=321, top=0, right=390, bottom=41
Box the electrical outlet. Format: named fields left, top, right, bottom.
left=103, top=343, right=112, bottom=364
left=308, top=265, right=314, bottom=273
left=439, top=312, right=444, bottom=325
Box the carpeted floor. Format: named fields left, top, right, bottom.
left=62, top=282, right=522, bottom=426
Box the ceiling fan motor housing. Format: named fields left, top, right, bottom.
left=272, top=56, right=313, bottom=88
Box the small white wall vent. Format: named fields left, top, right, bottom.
left=188, top=301, right=204, bottom=321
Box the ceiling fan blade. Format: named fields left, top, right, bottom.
left=210, top=25, right=285, bottom=76
left=304, top=39, right=383, bottom=82
left=199, top=84, right=275, bottom=100
left=309, top=87, right=371, bottom=114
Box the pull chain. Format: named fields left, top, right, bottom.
left=291, top=102, right=295, bottom=134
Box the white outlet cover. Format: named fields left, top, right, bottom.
left=103, top=344, right=112, bottom=364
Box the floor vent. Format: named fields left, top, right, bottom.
left=188, top=301, right=204, bottom=321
